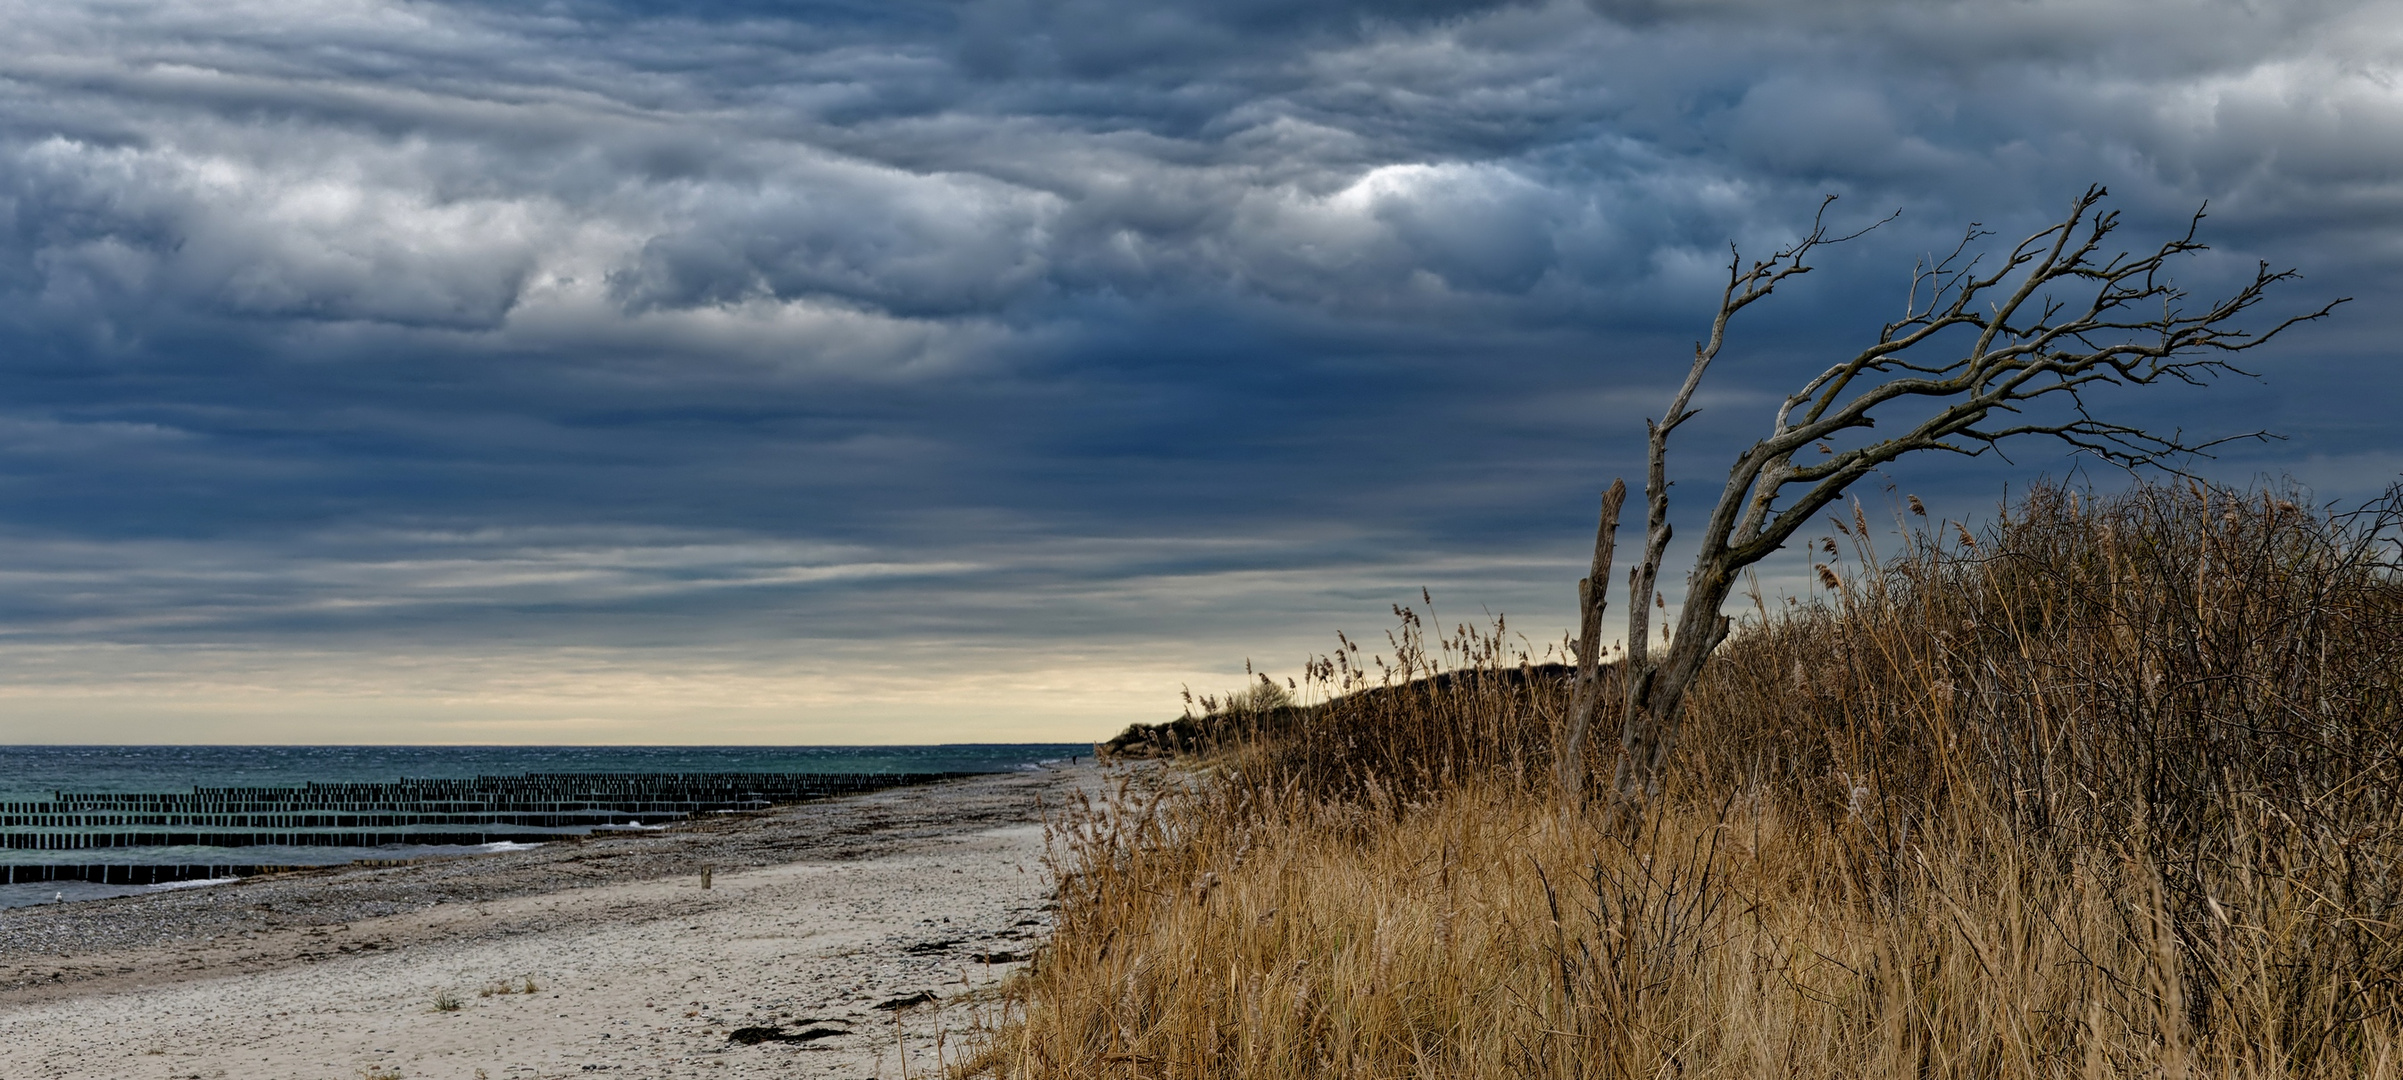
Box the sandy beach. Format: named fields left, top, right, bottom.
left=0, top=762, right=1098, bottom=1080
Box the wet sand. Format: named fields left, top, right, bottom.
left=0, top=762, right=1098, bottom=1079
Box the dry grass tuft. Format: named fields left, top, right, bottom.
left=477, top=976, right=539, bottom=997
left=984, top=479, right=2403, bottom=1079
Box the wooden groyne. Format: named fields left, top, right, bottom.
left=12, top=771, right=960, bottom=813
left=1, top=864, right=315, bottom=885
left=0, top=771, right=986, bottom=880
left=3, top=830, right=571, bottom=849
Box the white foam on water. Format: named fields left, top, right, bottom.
left=147, top=876, right=243, bottom=891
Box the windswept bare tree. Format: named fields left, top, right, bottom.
left=1554, top=185, right=2347, bottom=809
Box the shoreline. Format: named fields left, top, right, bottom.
left=0, top=761, right=1099, bottom=1079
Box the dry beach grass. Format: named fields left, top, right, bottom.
left=990, top=479, right=2403, bottom=1079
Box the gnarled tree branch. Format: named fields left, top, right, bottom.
left=1563, top=185, right=2347, bottom=812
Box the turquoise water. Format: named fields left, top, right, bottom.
left=0, top=744, right=1082, bottom=909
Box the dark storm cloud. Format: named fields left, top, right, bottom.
left=0, top=0, right=2395, bottom=733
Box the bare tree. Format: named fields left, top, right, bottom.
left=1555, top=185, right=2346, bottom=809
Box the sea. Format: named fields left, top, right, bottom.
left=0, top=744, right=1084, bottom=909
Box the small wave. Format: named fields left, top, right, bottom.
left=474, top=841, right=545, bottom=852
left=147, top=876, right=243, bottom=891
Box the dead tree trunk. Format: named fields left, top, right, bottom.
left=1556, top=478, right=1625, bottom=805
left=1578, top=186, right=2342, bottom=809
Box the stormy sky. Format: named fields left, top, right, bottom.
left=0, top=0, right=2394, bottom=743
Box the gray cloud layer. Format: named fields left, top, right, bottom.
left=0, top=0, right=2395, bottom=738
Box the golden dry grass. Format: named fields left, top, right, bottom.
left=982, top=480, right=2403, bottom=1079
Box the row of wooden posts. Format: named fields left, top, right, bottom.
left=4, top=864, right=308, bottom=885
left=0, top=771, right=982, bottom=878
left=8, top=771, right=962, bottom=813
left=0, top=811, right=688, bottom=828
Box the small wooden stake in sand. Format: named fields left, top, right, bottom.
left=700, top=867, right=712, bottom=890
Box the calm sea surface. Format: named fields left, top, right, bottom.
left=0, top=744, right=1083, bottom=909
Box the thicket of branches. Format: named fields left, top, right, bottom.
left=1689, top=479, right=2403, bottom=1055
